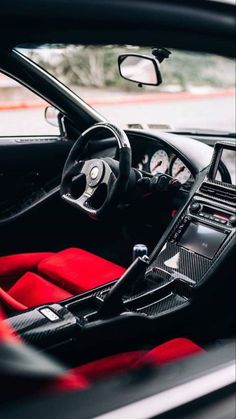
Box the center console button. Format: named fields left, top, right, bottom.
left=40, top=308, right=60, bottom=322
left=220, top=219, right=227, bottom=224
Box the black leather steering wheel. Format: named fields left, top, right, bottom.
left=61, top=122, right=131, bottom=219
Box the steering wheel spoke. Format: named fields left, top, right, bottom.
left=77, top=190, right=96, bottom=213
left=104, top=165, right=117, bottom=191
left=63, top=160, right=85, bottom=181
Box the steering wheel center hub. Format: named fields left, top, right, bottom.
left=90, top=166, right=99, bottom=179
left=87, top=160, right=105, bottom=187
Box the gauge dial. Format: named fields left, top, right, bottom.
left=150, top=149, right=169, bottom=175
left=171, top=158, right=191, bottom=184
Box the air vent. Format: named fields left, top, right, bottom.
left=199, top=183, right=236, bottom=207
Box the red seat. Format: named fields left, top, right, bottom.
left=0, top=308, right=204, bottom=396
left=0, top=248, right=125, bottom=310
left=8, top=272, right=72, bottom=308
left=0, top=252, right=53, bottom=284
left=38, top=248, right=125, bottom=293
left=65, top=338, right=203, bottom=386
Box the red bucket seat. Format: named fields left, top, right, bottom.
left=0, top=248, right=125, bottom=311
left=0, top=308, right=204, bottom=398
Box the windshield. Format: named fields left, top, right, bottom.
left=19, top=45, right=235, bottom=133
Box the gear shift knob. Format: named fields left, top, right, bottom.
left=132, top=244, right=148, bottom=261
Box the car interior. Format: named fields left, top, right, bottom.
left=0, top=0, right=235, bottom=417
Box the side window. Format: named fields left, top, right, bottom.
left=0, top=73, right=60, bottom=136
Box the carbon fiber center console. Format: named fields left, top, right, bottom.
left=144, top=142, right=236, bottom=310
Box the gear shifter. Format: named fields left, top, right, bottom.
left=98, top=255, right=149, bottom=318
left=132, top=243, right=148, bottom=261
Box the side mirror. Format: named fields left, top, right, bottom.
left=45, top=106, right=59, bottom=127
left=118, top=54, right=162, bottom=86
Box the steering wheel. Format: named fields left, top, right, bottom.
left=61, top=122, right=131, bottom=219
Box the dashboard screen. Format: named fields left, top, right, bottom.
left=178, top=222, right=227, bottom=259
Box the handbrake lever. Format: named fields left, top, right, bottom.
left=98, top=255, right=149, bottom=319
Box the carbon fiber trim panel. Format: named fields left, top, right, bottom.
left=149, top=242, right=211, bottom=283
left=136, top=293, right=187, bottom=317
left=8, top=304, right=78, bottom=347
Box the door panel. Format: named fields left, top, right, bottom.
left=0, top=137, right=73, bottom=222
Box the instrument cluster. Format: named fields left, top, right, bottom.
left=134, top=148, right=193, bottom=185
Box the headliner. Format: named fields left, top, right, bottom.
left=0, top=1, right=235, bottom=57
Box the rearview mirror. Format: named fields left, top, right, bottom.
left=118, top=54, right=162, bottom=86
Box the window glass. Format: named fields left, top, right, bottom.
left=0, top=73, right=59, bottom=136
left=21, top=45, right=235, bottom=133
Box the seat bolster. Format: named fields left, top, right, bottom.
left=0, top=288, right=27, bottom=311
left=141, top=338, right=204, bottom=365
left=8, top=272, right=72, bottom=308
left=0, top=252, right=54, bottom=279
left=38, top=248, right=125, bottom=293
left=69, top=339, right=203, bottom=384
left=72, top=351, right=145, bottom=382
